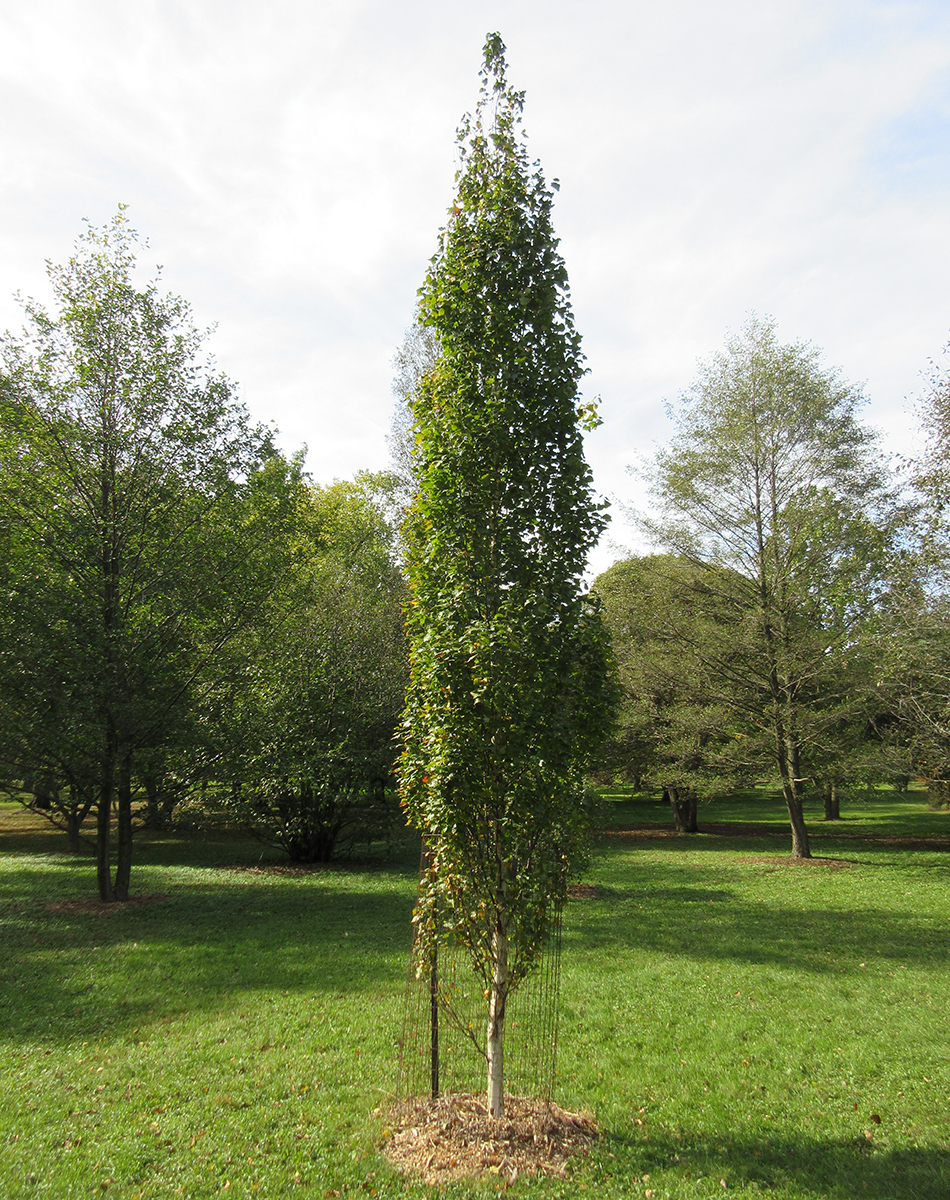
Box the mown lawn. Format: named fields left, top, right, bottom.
left=1, top=790, right=948, bottom=1199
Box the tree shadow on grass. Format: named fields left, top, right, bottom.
left=604, top=1126, right=950, bottom=1200
left=0, top=869, right=419, bottom=1045
left=563, top=854, right=950, bottom=974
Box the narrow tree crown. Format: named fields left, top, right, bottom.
left=399, top=35, right=614, bottom=1007
left=409, top=35, right=604, bottom=613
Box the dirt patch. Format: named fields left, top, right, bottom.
left=41, top=894, right=169, bottom=914
left=219, top=860, right=384, bottom=876
left=599, top=826, right=684, bottom=839
left=383, top=1093, right=598, bottom=1185
left=740, top=855, right=854, bottom=869
left=567, top=882, right=599, bottom=900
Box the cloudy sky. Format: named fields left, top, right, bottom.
left=2, top=0, right=949, bottom=570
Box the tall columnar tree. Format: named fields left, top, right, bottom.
left=399, top=35, right=614, bottom=1117
left=641, top=316, right=896, bottom=857
left=0, top=210, right=294, bottom=900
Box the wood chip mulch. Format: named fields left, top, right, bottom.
left=383, top=1093, right=599, bottom=1185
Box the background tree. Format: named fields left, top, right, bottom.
left=593, top=555, right=748, bottom=832
left=0, top=210, right=294, bottom=900
left=399, top=35, right=614, bottom=1117
left=358, top=322, right=440, bottom=560
left=877, top=345, right=950, bottom=801
left=218, top=479, right=407, bottom=862
left=640, top=316, right=896, bottom=857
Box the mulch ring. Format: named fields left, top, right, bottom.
left=383, top=1093, right=599, bottom=1185
left=600, top=823, right=950, bottom=852
left=739, top=855, right=853, bottom=869
left=41, top=894, right=169, bottom=914
left=219, top=860, right=383, bottom=876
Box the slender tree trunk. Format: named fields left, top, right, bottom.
left=430, top=942, right=440, bottom=1100
left=823, top=782, right=840, bottom=821
left=783, top=725, right=811, bottom=858
left=782, top=780, right=811, bottom=858
left=96, top=746, right=115, bottom=902
left=486, top=921, right=508, bottom=1118
left=774, top=725, right=810, bottom=858
left=770, top=691, right=811, bottom=859
left=114, top=745, right=133, bottom=901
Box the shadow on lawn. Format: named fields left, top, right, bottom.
left=0, top=862, right=418, bottom=1044
left=606, top=1126, right=950, bottom=1200
left=563, top=855, right=950, bottom=974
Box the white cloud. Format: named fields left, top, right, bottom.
left=2, top=0, right=949, bottom=573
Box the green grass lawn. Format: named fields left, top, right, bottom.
left=1, top=791, right=948, bottom=1199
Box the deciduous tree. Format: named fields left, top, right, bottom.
left=219, top=480, right=407, bottom=861
left=399, top=34, right=614, bottom=1116
left=0, top=210, right=293, bottom=899
left=592, top=555, right=747, bottom=831
left=641, top=317, right=895, bottom=857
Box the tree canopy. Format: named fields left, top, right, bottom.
left=0, top=209, right=296, bottom=898
left=641, top=316, right=897, bottom=856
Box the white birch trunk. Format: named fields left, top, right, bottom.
left=486, top=923, right=508, bottom=1117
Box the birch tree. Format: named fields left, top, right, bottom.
left=398, top=34, right=613, bottom=1116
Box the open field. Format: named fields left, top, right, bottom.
left=1, top=790, right=948, bottom=1199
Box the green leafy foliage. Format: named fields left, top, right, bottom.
left=0, top=209, right=294, bottom=898
left=593, top=555, right=749, bottom=823
left=398, top=34, right=614, bottom=1111
left=218, top=480, right=408, bottom=862
left=641, top=317, right=899, bottom=855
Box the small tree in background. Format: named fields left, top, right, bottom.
left=399, top=34, right=614, bottom=1117
left=592, top=555, right=748, bottom=831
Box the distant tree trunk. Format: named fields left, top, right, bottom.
left=486, top=920, right=509, bottom=1118
left=31, top=771, right=57, bottom=811
left=65, top=805, right=83, bottom=854
left=142, top=772, right=181, bottom=829
left=822, top=782, right=840, bottom=821
left=114, top=745, right=133, bottom=901
left=143, top=772, right=161, bottom=828
left=665, top=786, right=698, bottom=832
left=96, top=744, right=115, bottom=902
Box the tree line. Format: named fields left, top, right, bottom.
left=4, top=216, right=950, bottom=891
